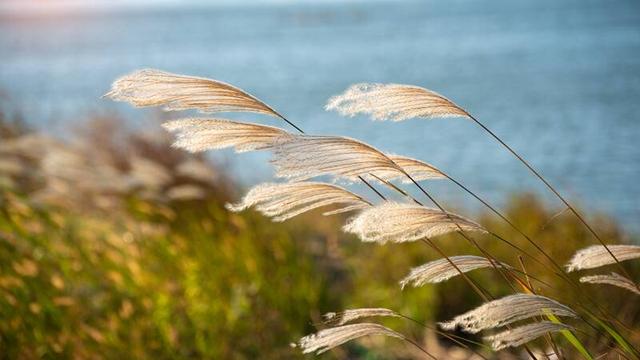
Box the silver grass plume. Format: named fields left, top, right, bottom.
left=322, top=308, right=399, bottom=326
left=439, top=294, right=577, bottom=334
left=271, top=135, right=404, bottom=182
left=484, top=322, right=572, bottom=351
left=326, top=83, right=469, bottom=121
left=162, top=118, right=290, bottom=153
left=371, top=154, right=445, bottom=183
left=129, top=156, right=172, bottom=190
left=167, top=185, right=207, bottom=201
left=106, top=69, right=282, bottom=117
left=580, top=272, right=640, bottom=295
left=344, top=202, right=486, bottom=244
left=226, top=182, right=371, bottom=222
left=295, top=323, right=403, bottom=355
left=176, top=159, right=218, bottom=183
left=400, top=256, right=509, bottom=289
left=566, top=245, right=640, bottom=272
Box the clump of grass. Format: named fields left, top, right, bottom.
left=0, top=115, right=342, bottom=358
left=106, top=69, right=640, bottom=358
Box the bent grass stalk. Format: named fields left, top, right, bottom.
left=465, top=112, right=640, bottom=292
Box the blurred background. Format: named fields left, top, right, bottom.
left=1, top=0, right=639, bottom=358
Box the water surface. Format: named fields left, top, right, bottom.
left=1, top=0, right=639, bottom=231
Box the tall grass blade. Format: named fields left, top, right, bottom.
left=546, top=313, right=594, bottom=360
left=588, top=314, right=639, bottom=359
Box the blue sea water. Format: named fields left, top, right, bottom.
left=1, top=0, right=639, bottom=231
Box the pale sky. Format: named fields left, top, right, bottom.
left=0, top=0, right=368, bottom=14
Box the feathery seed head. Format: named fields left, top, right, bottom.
left=400, top=256, right=509, bottom=289
left=226, top=182, right=371, bottom=222
left=484, top=322, right=572, bottom=351
left=344, top=202, right=486, bottom=244
left=439, top=294, right=577, bottom=334
left=326, top=83, right=469, bottom=122
left=297, top=323, right=403, bottom=354
left=321, top=308, right=399, bottom=326
left=370, top=154, right=445, bottom=183
left=107, top=69, right=282, bottom=117
left=566, top=245, right=640, bottom=272
left=162, top=118, right=290, bottom=153
left=580, top=272, right=640, bottom=295
left=271, top=135, right=404, bottom=182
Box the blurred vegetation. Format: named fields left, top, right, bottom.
left=0, top=109, right=638, bottom=359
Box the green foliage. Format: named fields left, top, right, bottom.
left=0, top=192, right=339, bottom=359
left=3, top=188, right=637, bottom=359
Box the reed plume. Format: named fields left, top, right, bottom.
left=400, top=255, right=509, bottom=289
left=322, top=308, right=399, bottom=326
left=344, top=202, right=486, bottom=244
left=580, top=273, right=640, bottom=295
left=271, top=135, right=404, bottom=182
left=162, top=118, right=290, bottom=153
left=484, top=322, right=572, bottom=351
left=166, top=184, right=207, bottom=201
left=129, top=156, right=172, bottom=190
left=175, top=159, right=219, bottom=183
left=439, top=294, right=576, bottom=334
left=106, top=69, right=284, bottom=117
left=326, top=83, right=469, bottom=121
left=566, top=245, right=640, bottom=272
left=226, top=182, right=371, bottom=222
left=296, top=323, right=404, bottom=355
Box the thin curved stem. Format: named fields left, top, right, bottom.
left=400, top=335, right=439, bottom=360
left=397, top=313, right=491, bottom=359
left=403, top=170, right=526, bottom=294
left=444, top=172, right=573, bottom=277
left=467, top=114, right=639, bottom=291
left=442, top=170, right=637, bottom=350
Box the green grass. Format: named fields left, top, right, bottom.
left=0, top=192, right=338, bottom=359
left=1, top=187, right=638, bottom=359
